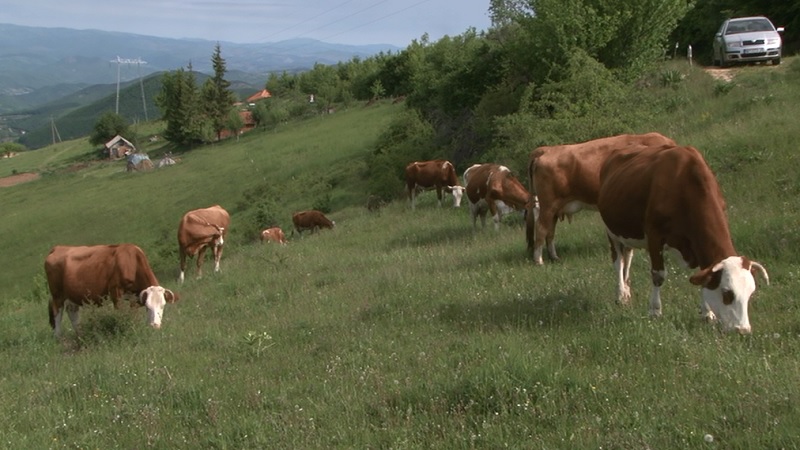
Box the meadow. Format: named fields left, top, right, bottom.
left=1, top=60, right=799, bottom=448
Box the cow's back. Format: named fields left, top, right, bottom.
left=178, top=205, right=231, bottom=247
left=293, top=210, right=334, bottom=231
left=45, top=244, right=156, bottom=302
left=530, top=132, right=676, bottom=202
left=464, top=163, right=494, bottom=204
left=599, top=145, right=731, bottom=266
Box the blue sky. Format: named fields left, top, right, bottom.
left=2, top=0, right=493, bottom=47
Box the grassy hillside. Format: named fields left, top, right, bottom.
left=1, top=60, right=799, bottom=448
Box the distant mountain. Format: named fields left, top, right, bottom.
left=0, top=23, right=401, bottom=113
left=15, top=72, right=262, bottom=149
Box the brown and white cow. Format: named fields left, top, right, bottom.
left=45, top=244, right=178, bottom=336
left=260, top=227, right=287, bottom=245
left=292, top=210, right=335, bottom=235
left=177, top=205, right=230, bottom=283
left=464, top=163, right=531, bottom=230
left=526, top=132, right=677, bottom=265
left=405, top=160, right=465, bottom=209
left=597, top=144, right=768, bottom=333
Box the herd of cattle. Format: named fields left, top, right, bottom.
left=44, top=205, right=335, bottom=337
left=44, top=132, right=769, bottom=338
left=404, top=132, right=768, bottom=334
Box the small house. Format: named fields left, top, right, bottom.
left=104, top=135, right=136, bottom=160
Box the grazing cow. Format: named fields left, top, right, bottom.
left=597, top=145, right=768, bottom=333
left=464, top=163, right=531, bottom=230
left=44, top=244, right=178, bottom=336
left=404, top=160, right=465, bottom=210
left=526, top=132, right=677, bottom=265
left=292, top=210, right=335, bottom=235
left=260, top=227, right=287, bottom=245
left=177, top=205, right=230, bottom=283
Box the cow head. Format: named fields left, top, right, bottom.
left=213, top=226, right=225, bottom=247
left=138, top=286, right=179, bottom=329
left=689, top=256, right=769, bottom=334
left=448, top=185, right=466, bottom=207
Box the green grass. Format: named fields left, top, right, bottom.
left=1, top=60, right=800, bottom=448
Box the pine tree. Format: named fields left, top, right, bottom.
left=156, top=63, right=207, bottom=147
left=203, top=43, right=237, bottom=141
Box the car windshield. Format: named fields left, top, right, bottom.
left=725, top=19, right=774, bottom=35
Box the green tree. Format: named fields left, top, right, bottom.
left=89, top=112, right=129, bottom=146
left=225, top=108, right=245, bottom=141
left=203, top=43, right=237, bottom=141
left=0, top=142, right=26, bottom=155
left=156, top=64, right=206, bottom=147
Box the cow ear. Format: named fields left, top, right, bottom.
left=165, top=289, right=179, bottom=303
left=139, top=290, right=149, bottom=306
left=689, top=265, right=723, bottom=288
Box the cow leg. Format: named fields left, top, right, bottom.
left=489, top=200, right=501, bottom=231
left=409, top=185, right=417, bottom=210
left=533, top=208, right=557, bottom=265
left=179, top=248, right=188, bottom=284
left=66, top=302, right=81, bottom=333
left=609, top=238, right=632, bottom=305
left=700, top=301, right=717, bottom=322
left=196, top=246, right=207, bottom=279
left=469, top=202, right=480, bottom=229
left=213, top=244, right=224, bottom=273
left=648, top=239, right=666, bottom=317
left=436, top=186, right=443, bottom=208
left=51, top=301, right=64, bottom=337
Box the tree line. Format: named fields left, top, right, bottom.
left=108, top=0, right=794, bottom=199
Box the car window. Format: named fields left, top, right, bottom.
left=726, top=23, right=745, bottom=35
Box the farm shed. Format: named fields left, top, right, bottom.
left=104, top=135, right=136, bottom=160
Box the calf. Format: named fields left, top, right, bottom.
left=292, top=210, right=335, bottom=235
left=260, top=227, right=287, bottom=245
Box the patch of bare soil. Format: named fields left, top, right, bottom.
left=704, top=67, right=736, bottom=82
left=0, top=172, right=40, bottom=187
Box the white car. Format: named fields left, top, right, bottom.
left=712, top=16, right=784, bottom=67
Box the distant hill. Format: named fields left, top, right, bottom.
left=0, top=23, right=399, bottom=146
left=0, top=23, right=401, bottom=113
left=16, top=72, right=261, bottom=149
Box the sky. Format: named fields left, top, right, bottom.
left=2, top=0, right=493, bottom=47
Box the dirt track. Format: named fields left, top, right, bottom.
left=0, top=172, right=40, bottom=187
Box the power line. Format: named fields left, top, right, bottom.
left=255, top=0, right=360, bottom=43
left=110, top=56, right=147, bottom=116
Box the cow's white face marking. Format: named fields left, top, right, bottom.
left=140, top=286, right=171, bottom=329
left=449, top=186, right=465, bottom=207
left=701, top=257, right=757, bottom=334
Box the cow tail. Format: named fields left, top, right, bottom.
left=525, top=158, right=537, bottom=253
left=48, top=300, right=55, bottom=329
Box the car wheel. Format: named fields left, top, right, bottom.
left=773, top=57, right=781, bottom=65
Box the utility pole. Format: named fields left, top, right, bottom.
left=110, top=56, right=148, bottom=116
left=50, top=116, right=61, bottom=145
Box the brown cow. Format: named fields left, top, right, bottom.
left=260, top=227, right=287, bottom=245
left=45, top=244, right=178, bottom=336
left=405, top=160, right=465, bottom=210
left=292, top=210, right=335, bottom=235
left=464, top=163, right=531, bottom=230
left=526, top=132, right=677, bottom=265
left=177, top=205, right=230, bottom=283
left=598, top=144, right=768, bottom=333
